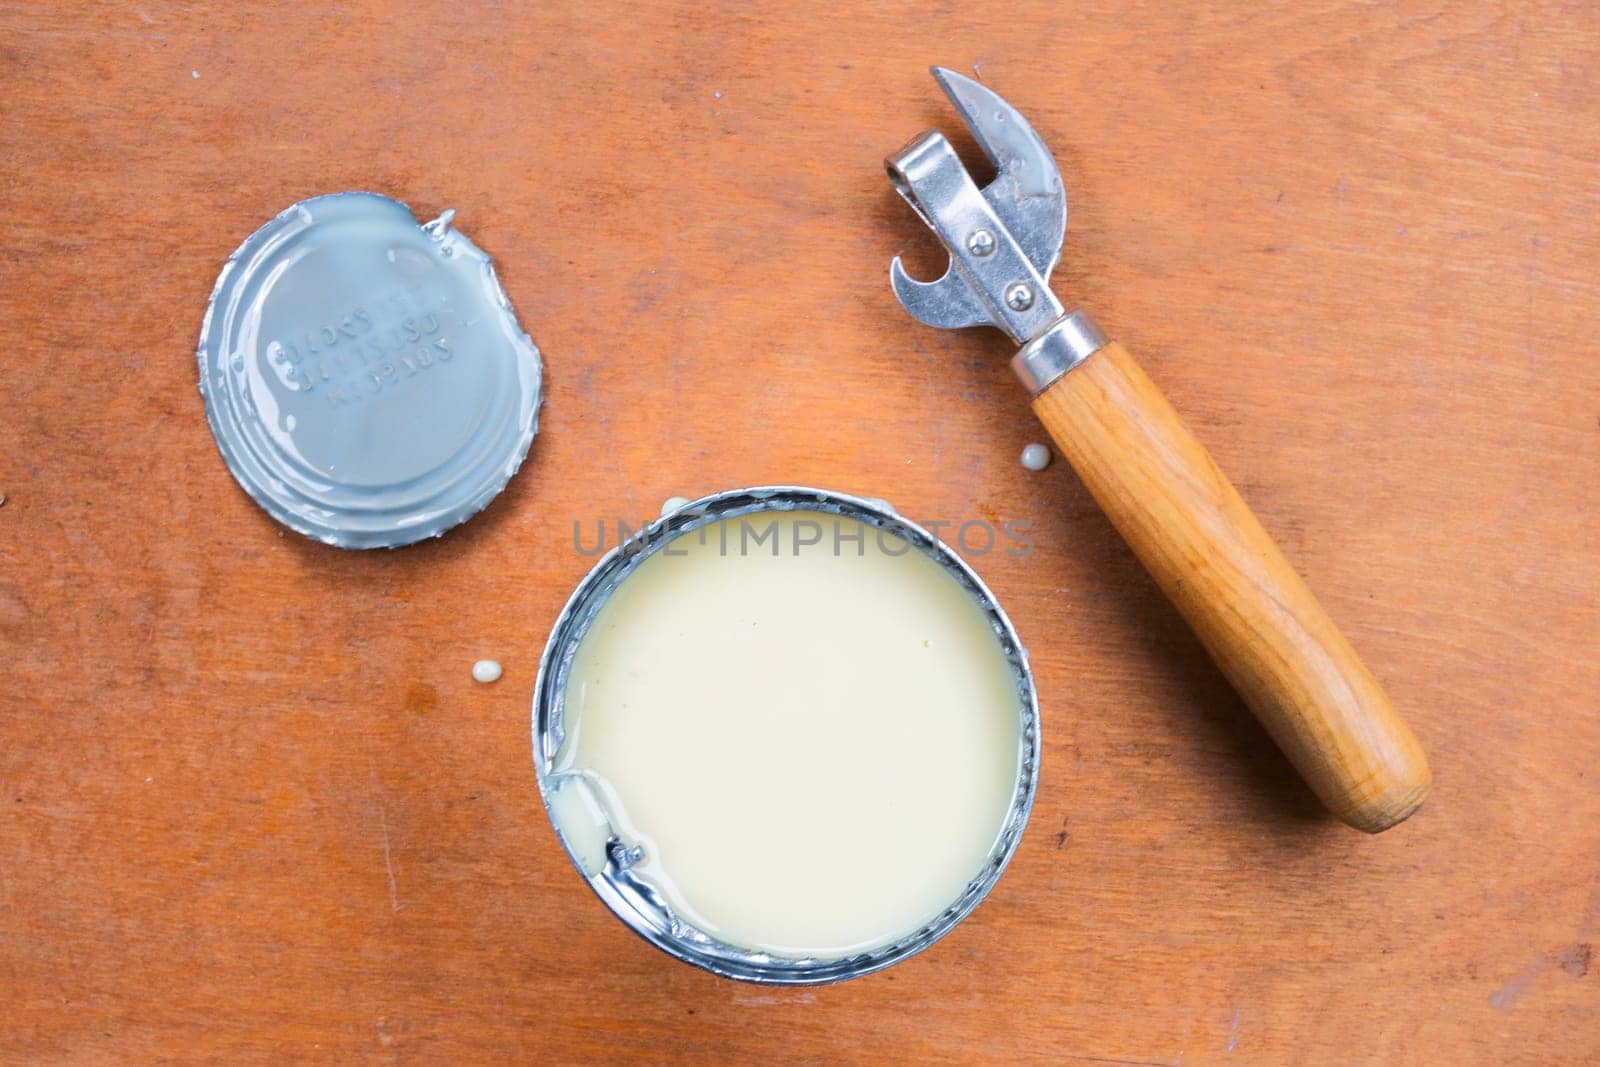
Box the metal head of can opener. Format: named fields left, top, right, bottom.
left=887, top=67, right=1106, bottom=395
left=887, top=68, right=1431, bottom=834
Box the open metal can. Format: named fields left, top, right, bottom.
left=532, top=486, right=1039, bottom=984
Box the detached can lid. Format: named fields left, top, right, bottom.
left=197, top=192, right=542, bottom=548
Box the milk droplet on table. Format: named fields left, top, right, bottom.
left=1021, top=443, right=1052, bottom=471
left=472, top=659, right=502, bottom=684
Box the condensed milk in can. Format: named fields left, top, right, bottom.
left=533, top=487, right=1039, bottom=983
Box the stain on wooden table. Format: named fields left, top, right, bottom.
left=2, top=2, right=1596, bottom=1062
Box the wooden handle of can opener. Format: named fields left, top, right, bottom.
left=1033, top=341, right=1429, bottom=832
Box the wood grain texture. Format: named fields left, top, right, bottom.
left=1033, top=342, right=1430, bottom=832
left=2, top=1, right=1597, bottom=1063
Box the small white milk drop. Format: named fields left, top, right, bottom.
left=472, top=659, right=503, bottom=684
left=660, top=495, right=691, bottom=517
left=1021, top=443, right=1052, bottom=471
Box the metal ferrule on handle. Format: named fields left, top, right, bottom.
left=1011, top=310, right=1109, bottom=394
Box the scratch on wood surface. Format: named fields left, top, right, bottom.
left=1226, top=1004, right=1242, bottom=1052
left=378, top=805, right=400, bottom=913
left=1491, top=956, right=1552, bottom=1010
left=1490, top=943, right=1591, bottom=1010
left=1523, top=234, right=1540, bottom=362
left=370, top=764, right=401, bottom=913
left=572, top=364, right=640, bottom=523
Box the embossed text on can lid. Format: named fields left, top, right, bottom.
left=197, top=192, right=542, bottom=548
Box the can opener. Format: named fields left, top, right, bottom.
left=887, top=68, right=1429, bottom=832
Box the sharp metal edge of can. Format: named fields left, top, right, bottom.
left=530, top=485, right=1041, bottom=985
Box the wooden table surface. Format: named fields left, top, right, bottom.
left=3, top=2, right=1597, bottom=1062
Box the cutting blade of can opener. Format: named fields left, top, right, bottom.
left=887, top=68, right=1430, bottom=834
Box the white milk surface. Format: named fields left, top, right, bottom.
left=549, top=511, right=1023, bottom=958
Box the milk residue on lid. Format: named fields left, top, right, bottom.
left=197, top=192, right=543, bottom=548
left=548, top=510, right=1024, bottom=959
